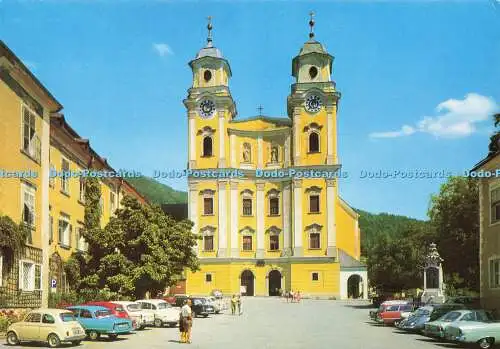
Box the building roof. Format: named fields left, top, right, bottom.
left=230, top=115, right=292, bottom=127
left=0, top=40, right=62, bottom=112
left=338, top=249, right=366, bottom=269
left=297, top=39, right=329, bottom=56
left=196, top=45, right=223, bottom=59
left=471, top=151, right=499, bottom=171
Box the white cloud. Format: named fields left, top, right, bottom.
left=370, top=93, right=498, bottom=139
left=152, top=43, right=173, bottom=57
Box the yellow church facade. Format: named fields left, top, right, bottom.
left=184, top=19, right=367, bottom=299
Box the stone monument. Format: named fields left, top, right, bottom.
left=422, top=242, right=445, bottom=304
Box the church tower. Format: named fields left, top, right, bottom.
left=287, top=12, right=341, bottom=167
left=184, top=17, right=236, bottom=170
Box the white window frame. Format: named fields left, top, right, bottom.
left=76, top=226, right=88, bottom=252
left=311, top=271, right=320, bottom=282
left=19, top=260, right=42, bottom=291
left=267, top=189, right=281, bottom=216
left=110, top=191, right=116, bottom=215
left=200, top=189, right=215, bottom=215
left=490, top=185, right=500, bottom=226
left=306, top=223, right=322, bottom=250
left=60, top=157, right=70, bottom=194
left=489, top=257, right=500, bottom=289
left=79, top=177, right=85, bottom=202
left=241, top=189, right=254, bottom=217
left=21, top=182, right=36, bottom=230
left=21, top=105, right=41, bottom=162
left=58, top=215, right=71, bottom=248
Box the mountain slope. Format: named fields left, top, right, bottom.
left=126, top=176, right=187, bottom=204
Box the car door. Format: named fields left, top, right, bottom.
left=39, top=313, right=57, bottom=341
left=78, top=309, right=95, bottom=330
left=21, top=312, right=41, bottom=341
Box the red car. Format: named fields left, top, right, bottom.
left=84, top=301, right=135, bottom=328
left=377, top=303, right=414, bottom=326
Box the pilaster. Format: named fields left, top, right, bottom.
left=41, top=112, right=50, bottom=308
left=326, top=106, right=334, bottom=165
left=189, top=181, right=199, bottom=256
left=326, top=179, right=337, bottom=257
left=284, top=133, right=291, bottom=168
left=257, top=135, right=263, bottom=168
left=293, top=178, right=303, bottom=256
left=282, top=182, right=292, bottom=256
left=188, top=111, right=196, bottom=168
left=218, top=109, right=226, bottom=168
left=217, top=180, right=227, bottom=257
left=293, top=108, right=301, bottom=166
left=230, top=133, right=236, bottom=168
left=230, top=180, right=239, bottom=258
left=256, top=181, right=265, bottom=258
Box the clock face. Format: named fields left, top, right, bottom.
left=199, top=99, right=215, bottom=118
left=305, top=95, right=322, bottom=113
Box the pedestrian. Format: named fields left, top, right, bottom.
left=231, top=294, right=237, bottom=315
left=237, top=295, right=242, bottom=315
left=179, top=305, right=185, bottom=343
left=296, top=291, right=301, bottom=303
left=181, top=299, right=193, bottom=344
left=290, top=290, right=294, bottom=303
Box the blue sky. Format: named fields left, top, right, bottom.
left=1, top=0, right=499, bottom=220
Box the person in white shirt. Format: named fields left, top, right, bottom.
left=180, top=300, right=193, bottom=344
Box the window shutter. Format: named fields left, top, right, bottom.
left=58, top=221, right=63, bottom=245
left=69, top=224, right=73, bottom=247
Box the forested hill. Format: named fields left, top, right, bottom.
left=356, top=208, right=428, bottom=254
left=126, top=176, right=188, bottom=205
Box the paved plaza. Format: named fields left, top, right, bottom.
left=1, top=298, right=447, bottom=349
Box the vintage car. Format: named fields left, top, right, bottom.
left=111, top=301, right=155, bottom=330
left=206, top=296, right=224, bottom=314
left=423, top=309, right=493, bottom=338
left=85, top=301, right=129, bottom=319
left=369, top=300, right=410, bottom=321
left=136, top=299, right=179, bottom=327
left=67, top=305, right=133, bottom=340
left=190, top=297, right=214, bottom=318
left=376, top=303, right=413, bottom=326
left=6, top=309, right=86, bottom=348
left=445, top=320, right=500, bottom=349
left=398, top=303, right=465, bottom=332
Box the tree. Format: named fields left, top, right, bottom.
left=428, top=176, right=479, bottom=291
left=488, top=113, right=500, bottom=155
left=0, top=215, right=29, bottom=263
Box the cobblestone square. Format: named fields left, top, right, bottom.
left=2, top=298, right=446, bottom=349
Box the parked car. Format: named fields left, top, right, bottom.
left=136, top=299, right=179, bottom=328
left=84, top=301, right=132, bottom=326
left=445, top=319, right=500, bottom=349
left=173, top=295, right=190, bottom=307
left=206, top=296, right=223, bottom=314
left=423, top=309, right=493, bottom=339
left=111, top=301, right=155, bottom=330
left=398, top=303, right=466, bottom=332
left=369, top=300, right=410, bottom=321
left=5, top=309, right=86, bottom=348
left=67, top=305, right=133, bottom=340
left=376, top=303, right=413, bottom=326
left=190, top=297, right=214, bottom=318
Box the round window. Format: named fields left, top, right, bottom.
left=204, top=70, right=212, bottom=82
left=309, top=66, right=318, bottom=79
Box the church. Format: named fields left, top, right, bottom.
left=183, top=16, right=367, bottom=299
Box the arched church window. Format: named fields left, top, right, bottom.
left=203, top=136, right=213, bottom=157
left=309, top=66, right=318, bottom=79
left=309, top=132, right=320, bottom=153
left=204, top=70, right=212, bottom=82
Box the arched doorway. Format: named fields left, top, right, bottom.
left=268, top=270, right=281, bottom=296
left=347, top=274, right=362, bottom=299
left=241, top=270, right=255, bottom=296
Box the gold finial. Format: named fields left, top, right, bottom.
left=207, top=16, right=213, bottom=46
left=309, top=11, right=315, bottom=39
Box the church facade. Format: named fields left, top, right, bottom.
left=184, top=18, right=367, bottom=299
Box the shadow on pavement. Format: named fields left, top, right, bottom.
left=344, top=304, right=375, bottom=309
left=168, top=340, right=184, bottom=344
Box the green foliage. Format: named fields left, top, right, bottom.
left=488, top=113, right=500, bottom=155
left=429, top=176, right=479, bottom=291
left=127, top=176, right=187, bottom=204
left=0, top=215, right=30, bottom=261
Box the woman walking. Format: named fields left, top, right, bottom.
left=231, top=294, right=237, bottom=315
left=179, top=306, right=185, bottom=343
left=181, top=299, right=193, bottom=344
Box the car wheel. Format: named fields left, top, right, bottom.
left=394, top=320, right=401, bottom=327
left=47, top=333, right=61, bottom=348
left=203, top=314, right=208, bottom=318
left=6, top=331, right=19, bottom=345
left=154, top=318, right=163, bottom=327
left=71, top=340, right=82, bottom=346
left=108, top=334, right=118, bottom=340
left=88, top=330, right=100, bottom=341
left=478, top=337, right=494, bottom=349
left=138, top=324, right=146, bottom=330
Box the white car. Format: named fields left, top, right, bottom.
left=205, top=297, right=221, bottom=314
left=136, top=299, right=179, bottom=328
left=111, top=301, right=154, bottom=330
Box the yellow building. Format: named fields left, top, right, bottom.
left=0, top=40, right=146, bottom=308
left=184, top=19, right=367, bottom=298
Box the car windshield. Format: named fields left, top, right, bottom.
left=157, top=302, right=171, bottom=309
left=114, top=305, right=125, bottom=312
left=413, top=308, right=430, bottom=316
left=439, top=311, right=462, bottom=322
left=60, top=313, right=77, bottom=322
left=95, top=310, right=112, bottom=317
left=127, top=304, right=141, bottom=312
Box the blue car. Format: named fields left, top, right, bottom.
left=67, top=305, right=133, bottom=340
left=398, top=304, right=465, bottom=332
